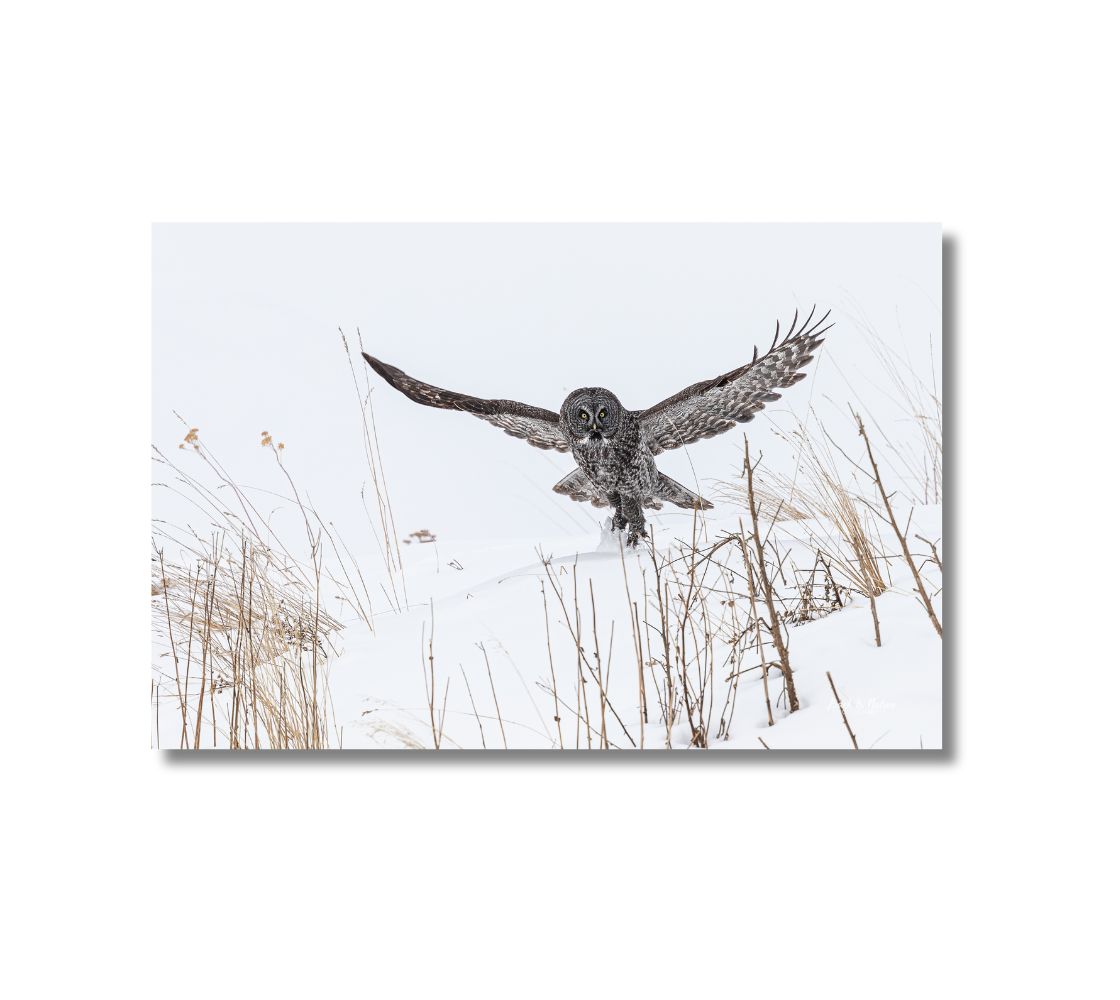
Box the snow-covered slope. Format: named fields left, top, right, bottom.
left=330, top=505, right=942, bottom=750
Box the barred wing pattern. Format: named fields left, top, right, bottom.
left=551, top=468, right=612, bottom=508
left=552, top=468, right=665, bottom=510
left=638, top=308, right=831, bottom=456
left=362, top=354, right=571, bottom=453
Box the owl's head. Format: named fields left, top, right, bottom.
left=561, top=388, right=623, bottom=442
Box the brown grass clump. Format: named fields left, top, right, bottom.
left=152, top=423, right=376, bottom=749
left=154, top=533, right=340, bottom=749
left=154, top=331, right=411, bottom=749
left=720, top=421, right=889, bottom=599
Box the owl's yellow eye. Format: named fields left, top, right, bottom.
left=598, top=409, right=606, bottom=420
left=579, top=410, right=589, bottom=421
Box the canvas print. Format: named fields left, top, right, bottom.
left=152, top=224, right=943, bottom=750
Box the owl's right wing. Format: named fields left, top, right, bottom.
left=362, top=353, right=571, bottom=453
left=637, top=308, right=830, bottom=456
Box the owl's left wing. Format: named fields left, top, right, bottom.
left=637, top=308, right=831, bottom=456
left=362, top=353, right=571, bottom=452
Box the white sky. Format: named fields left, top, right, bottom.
left=152, top=224, right=940, bottom=548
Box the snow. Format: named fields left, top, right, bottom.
left=329, top=504, right=942, bottom=750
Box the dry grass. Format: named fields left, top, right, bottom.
left=538, top=552, right=636, bottom=749
left=857, top=414, right=942, bottom=638
left=827, top=670, right=860, bottom=750
left=524, top=500, right=851, bottom=749
left=863, top=328, right=942, bottom=505
left=153, top=531, right=339, bottom=749
left=741, top=443, right=799, bottom=713
left=719, top=421, right=889, bottom=599
left=153, top=332, right=412, bottom=750
left=151, top=422, right=376, bottom=749
left=830, top=315, right=943, bottom=504
left=340, top=329, right=408, bottom=612
left=718, top=328, right=944, bottom=607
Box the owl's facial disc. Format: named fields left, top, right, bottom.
left=565, top=389, right=620, bottom=442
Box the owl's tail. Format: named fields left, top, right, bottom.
left=655, top=474, right=714, bottom=511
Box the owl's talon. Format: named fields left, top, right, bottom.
left=625, top=525, right=648, bottom=548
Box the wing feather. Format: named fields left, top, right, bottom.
left=638, top=308, right=830, bottom=455
left=363, top=353, right=570, bottom=453
left=552, top=469, right=611, bottom=507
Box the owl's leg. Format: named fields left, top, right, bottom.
left=608, top=492, right=627, bottom=533
left=621, top=495, right=647, bottom=547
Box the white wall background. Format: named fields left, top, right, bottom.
left=153, top=223, right=939, bottom=547
left=4, top=2, right=1116, bottom=999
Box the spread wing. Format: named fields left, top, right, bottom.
left=638, top=308, right=831, bottom=456
left=362, top=353, right=571, bottom=453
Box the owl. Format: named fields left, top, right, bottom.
left=363, top=308, right=830, bottom=546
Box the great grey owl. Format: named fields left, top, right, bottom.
left=363, top=308, right=830, bottom=546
